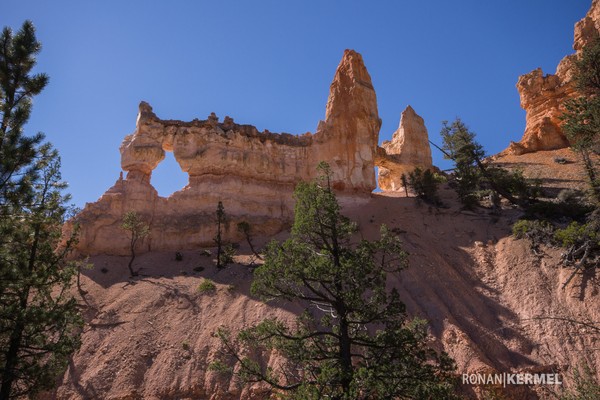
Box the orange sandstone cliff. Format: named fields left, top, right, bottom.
left=506, top=0, right=600, bottom=155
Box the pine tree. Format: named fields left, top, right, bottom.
left=215, top=162, right=457, bottom=399
left=441, top=119, right=531, bottom=209
left=0, top=21, right=82, bottom=399
left=0, top=21, right=49, bottom=207
left=440, top=119, right=483, bottom=209
left=0, top=154, right=82, bottom=399
left=561, top=37, right=600, bottom=204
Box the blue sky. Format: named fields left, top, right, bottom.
left=3, top=1, right=591, bottom=206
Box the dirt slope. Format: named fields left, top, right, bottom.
left=50, top=150, right=600, bottom=399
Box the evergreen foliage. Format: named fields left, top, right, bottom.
left=0, top=21, right=49, bottom=208
left=121, top=211, right=149, bottom=277
left=215, top=162, right=457, bottom=399
left=0, top=154, right=82, bottom=398
left=512, top=210, right=600, bottom=289
left=197, top=279, right=216, bottom=293
left=441, top=119, right=536, bottom=209
left=407, top=167, right=443, bottom=205
left=561, top=37, right=600, bottom=204
left=400, top=173, right=409, bottom=197
left=237, top=221, right=261, bottom=259
left=440, top=119, right=483, bottom=209
left=0, top=21, right=82, bottom=399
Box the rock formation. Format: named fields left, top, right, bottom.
left=72, top=49, right=422, bottom=255
left=317, top=49, right=381, bottom=192
left=376, top=106, right=433, bottom=191
left=505, top=0, right=600, bottom=155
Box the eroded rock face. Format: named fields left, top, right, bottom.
left=316, top=50, right=381, bottom=191
left=506, top=0, right=600, bottom=155
left=376, top=106, right=433, bottom=191
left=72, top=50, right=389, bottom=255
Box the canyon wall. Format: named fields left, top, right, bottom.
left=73, top=50, right=430, bottom=255
left=506, top=0, right=600, bottom=155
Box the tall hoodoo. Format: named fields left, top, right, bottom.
left=506, top=0, right=600, bottom=155
left=376, top=106, right=433, bottom=191
left=315, top=49, right=381, bottom=192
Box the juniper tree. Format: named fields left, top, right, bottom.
left=237, top=221, right=261, bottom=260
left=215, top=162, right=457, bottom=399
left=121, top=211, right=149, bottom=277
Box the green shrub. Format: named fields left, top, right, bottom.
left=512, top=219, right=554, bottom=240
left=219, top=244, right=236, bottom=267
left=407, top=167, right=443, bottom=205
left=555, top=221, right=599, bottom=248
left=197, top=279, right=216, bottom=293
left=512, top=219, right=555, bottom=252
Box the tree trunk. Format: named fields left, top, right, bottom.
left=245, top=235, right=262, bottom=260
left=128, top=236, right=137, bottom=276
left=474, top=158, right=526, bottom=207
left=581, top=149, right=600, bottom=203
left=216, top=219, right=222, bottom=269
left=338, top=312, right=353, bottom=397
left=0, top=210, right=42, bottom=399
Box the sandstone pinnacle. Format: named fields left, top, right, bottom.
left=376, top=105, right=433, bottom=191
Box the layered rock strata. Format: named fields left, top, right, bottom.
left=376, top=105, right=433, bottom=191
left=506, top=0, right=600, bottom=155
left=73, top=50, right=405, bottom=255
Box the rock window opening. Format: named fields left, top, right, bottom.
left=373, top=166, right=382, bottom=193
left=150, top=150, right=188, bottom=197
